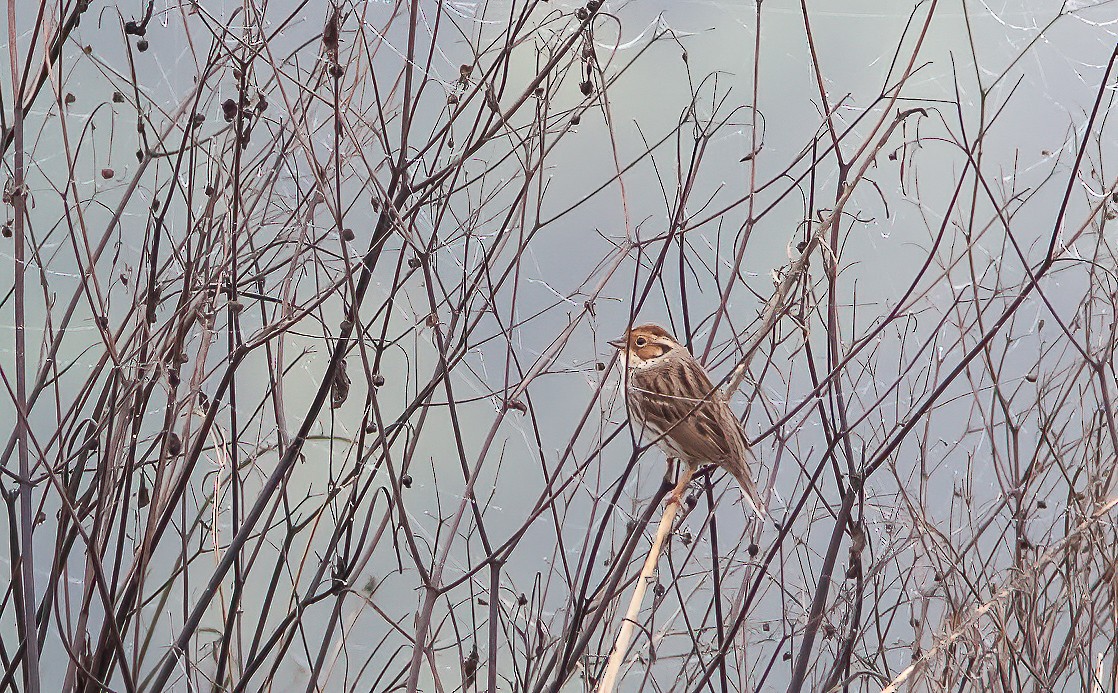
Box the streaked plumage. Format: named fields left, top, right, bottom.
left=610, top=323, right=764, bottom=515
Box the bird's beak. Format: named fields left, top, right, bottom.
left=607, top=337, right=626, bottom=350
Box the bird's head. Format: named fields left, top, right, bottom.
left=608, top=323, right=681, bottom=367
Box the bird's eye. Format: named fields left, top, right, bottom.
left=635, top=337, right=647, bottom=347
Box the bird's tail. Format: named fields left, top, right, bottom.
left=728, top=462, right=766, bottom=518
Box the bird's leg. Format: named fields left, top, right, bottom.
left=664, top=460, right=695, bottom=507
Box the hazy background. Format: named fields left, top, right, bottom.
left=2, top=0, right=1118, bottom=691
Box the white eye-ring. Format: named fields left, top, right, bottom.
left=635, top=336, right=647, bottom=347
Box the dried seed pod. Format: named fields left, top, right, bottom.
left=222, top=98, right=238, bottom=122
left=322, top=8, right=340, bottom=53
left=330, top=358, right=351, bottom=409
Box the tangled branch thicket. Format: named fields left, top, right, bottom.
left=2, top=0, right=1118, bottom=691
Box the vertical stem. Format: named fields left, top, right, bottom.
left=7, top=0, right=39, bottom=689
left=786, top=488, right=856, bottom=693
left=597, top=466, right=693, bottom=693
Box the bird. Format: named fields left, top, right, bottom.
left=609, top=323, right=764, bottom=516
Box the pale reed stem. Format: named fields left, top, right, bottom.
left=597, top=465, right=694, bottom=693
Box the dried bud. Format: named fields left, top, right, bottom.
left=113, top=91, right=125, bottom=103
left=167, top=432, right=182, bottom=456
left=101, top=168, right=114, bottom=179
left=342, top=228, right=355, bottom=241
left=579, top=80, right=593, bottom=96
left=576, top=7, right=589, bottom=20
left=137, top=39, right=149, bottom=52
left=222, top=98, right=238, bottom=122
left=401, top=474, right=413, bottom=488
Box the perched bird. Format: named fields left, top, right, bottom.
left=609, top=323, right=764, bottom=515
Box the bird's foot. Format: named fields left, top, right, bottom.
left=664, top=489, right=685, bottom=508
